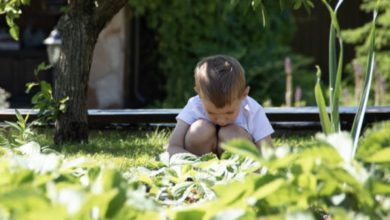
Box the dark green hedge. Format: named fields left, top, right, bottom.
left=130, top=0, right=314, bottom=107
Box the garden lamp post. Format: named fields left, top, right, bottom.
left=43, top=28, right=62, bottom=65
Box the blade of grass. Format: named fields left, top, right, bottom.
left=351, top=8, right=378, bottom=158
left=314, top=66, right=332, bottom=134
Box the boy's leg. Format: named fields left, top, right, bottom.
left=217, top=124, right=252, bottom=156
left=185, top=119, right=217, bottom=156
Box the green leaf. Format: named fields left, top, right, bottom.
left=265, top=186, right=305, bottom=208
left=15, top=109, right=27, bottom=124
left=60, top=96, right=69, bottom=103
left=40, top=81, right=52, bottom=96
left=250, top=177, right=285, bottom=200
left=172, top=182, right=194, bottom=198
left=370, top=179, right=390, bottom=194
left=293, top=0, right=302, bottom=10
left=9, top=24, right=19, bottom=41
left=21, top=206, right=68, bottom=220
left=267, top=153, right=297, bottom=171
left=25, top=82, right=38, bottom=93
left=298, top=145, right=343, bottom=166
left=173, top=209, right=206, bottom=220
left=321, top=0, right=343, bottom=133
left=251, top=0, right=266, bottom=27
left=331, top=36, right=343, bottom=133
left=34, top=62, right=51, bottom=76
left=5, top=14, right=15, bottom=27
left=91, top=169, right=127, bottom=217
left=314, top=66, right=331, bottom=134
left=297, top=173, right=317, bottom=191
left=351, top=8, right=378, bottom=158
left=5, top=121, right=22, bottom=132
left=362, top=147, right=390, bottom=163
left=75, top=189, right=116, bottom=219
left=199, top=153, right=218, bottom=161
left=221, top=139, right=262, bottom=163
left=21, top=0, right=31, bottom=6
left=318, top=179, right=338, bottom=196
left=0, top=189, right=50, bottom=213
left=212, top=175, right=258, bottom=204
left=170, top=153, right=198, bottom=165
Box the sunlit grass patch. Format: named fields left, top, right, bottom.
left=31, top=127, right=170, bottom=170
left=29, top=127, right=314, bottom=170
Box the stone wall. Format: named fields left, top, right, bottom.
left=88, top=8, right=127, bottom=108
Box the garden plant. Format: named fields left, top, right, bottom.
left=314, top=0, right=379, bottom=157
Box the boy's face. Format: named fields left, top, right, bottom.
left=200, top=87, right=249, bottom=127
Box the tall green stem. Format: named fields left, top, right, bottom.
left=351, top=9, right=378, bottom=158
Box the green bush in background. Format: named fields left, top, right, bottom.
left=342, top=0, right=390, bottom=105
left=129, top=0, right=314, bottom=107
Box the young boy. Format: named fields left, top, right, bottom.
left=167, top=55, right=274, bottom=157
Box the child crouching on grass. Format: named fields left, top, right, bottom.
left=167, top=55, right=274, bottom=158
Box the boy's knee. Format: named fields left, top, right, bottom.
left=185, top=119, right=217, bottom=155
left=218, top=124, right=252, bottom=143
left=188, top=119, right=216, bottom=138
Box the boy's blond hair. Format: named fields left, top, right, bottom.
left=194, top=55, right=246, bottom=108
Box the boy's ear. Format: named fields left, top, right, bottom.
left=242, top=86, right=250, bottom=98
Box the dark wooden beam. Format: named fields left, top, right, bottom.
left=1, top=107, right=389, bottom=126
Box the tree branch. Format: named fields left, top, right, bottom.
left=92, top=0, right=128, bottom=32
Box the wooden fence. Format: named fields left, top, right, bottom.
left=1, top=107, right=389, bottom=131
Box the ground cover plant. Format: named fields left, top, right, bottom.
left=0, top=121, right=389, bottom=219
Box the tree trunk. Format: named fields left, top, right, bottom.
left=54, top=0, right=127, bottom=144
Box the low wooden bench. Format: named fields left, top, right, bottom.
left=1, top=107, right=389, bottom=130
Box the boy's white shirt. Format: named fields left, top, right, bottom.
left=177, top=95, right=274, bottom=142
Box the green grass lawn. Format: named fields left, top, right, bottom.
left=30, top=127, right=170, bottom=170
left=27, top=127, right=314, bottom=170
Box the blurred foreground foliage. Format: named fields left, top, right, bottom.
left=0, top=120, right=389, bottom=219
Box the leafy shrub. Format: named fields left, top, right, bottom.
left=26, top=63, right=68, bottom=124
left=342, top=0, right=390, bottom=105
left=3, top=110, right=35, bottom=148
left=357, top=121, right=390, bottom=163
left=0, top=0, right=30, bottom=40
left=129, top=0, right=314, bottom=107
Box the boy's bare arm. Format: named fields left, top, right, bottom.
left=255, top=135, right=273, bottom=151
left=167, top=120, right=191, bottom=156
